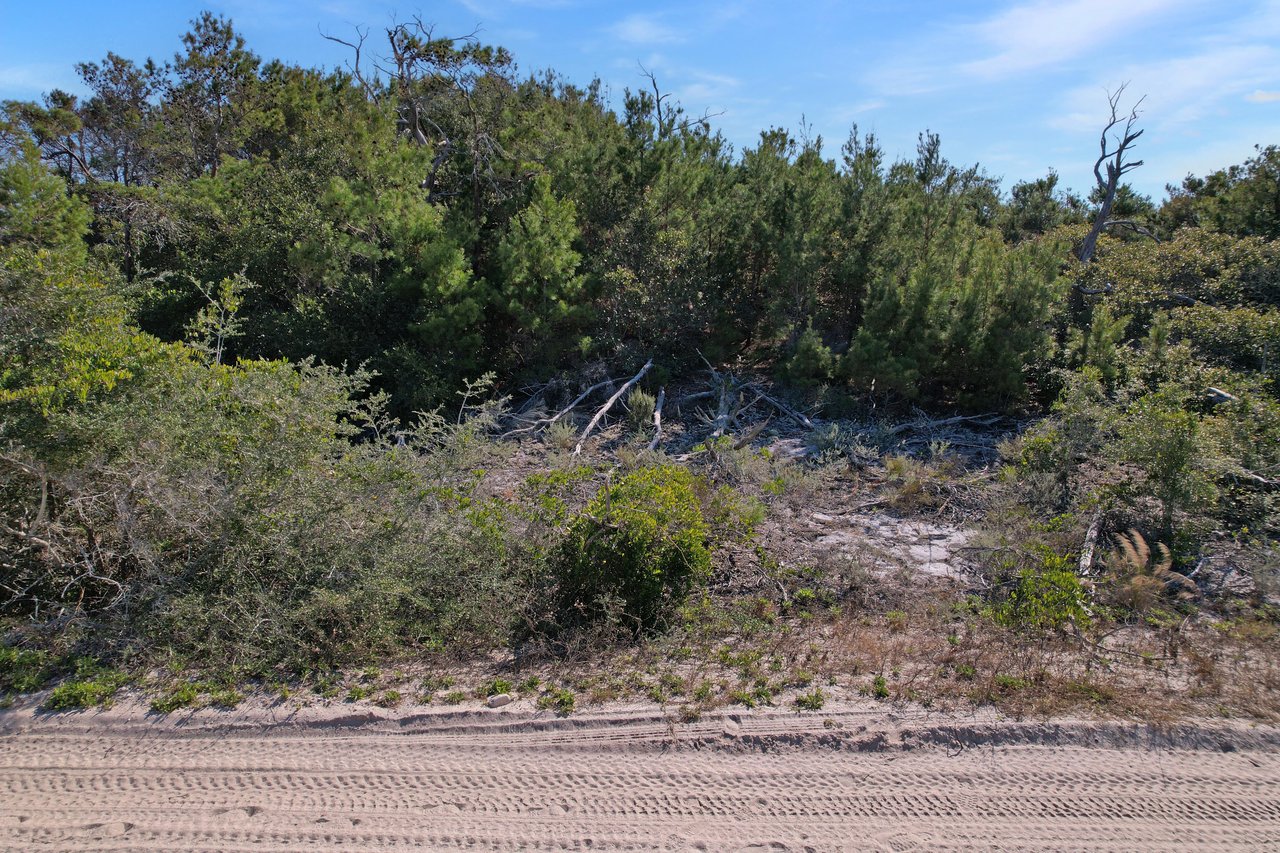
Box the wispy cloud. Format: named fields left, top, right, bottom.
left=870, top=0, right=1203, bottom=94
left=827, top=99, right=886, bottom=127
left=676, top=70, right=740, bottom=104
left=1246, top=89, right=1280, bottom=102
left=0, top=62, right=74, bottom=96
left=961, top=0, right=1195, bottom=79
left=609, top=13, right=684, bottom=46
left=1052, top=42, right=1280, bottom=132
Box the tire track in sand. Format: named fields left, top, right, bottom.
left=1, top=707, right=1278, bottom=851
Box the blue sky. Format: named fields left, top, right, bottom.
left=2, top=0, right=1277, bottom=200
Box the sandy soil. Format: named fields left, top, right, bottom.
left=2, top=700, right=1279, bottom=852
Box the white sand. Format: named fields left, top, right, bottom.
left=2, top=700, right=1278, bottom=851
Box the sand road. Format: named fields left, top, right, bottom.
left=1, top=702, right=1278, bottom=851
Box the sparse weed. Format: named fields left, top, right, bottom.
left=794, top=687, right=826, bottom=711
left=537, top=687, right=576, bottom=715
left=150, top=682, right=201, bottom=714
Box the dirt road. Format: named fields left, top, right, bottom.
left=1, top=702, right=1278, bottom=851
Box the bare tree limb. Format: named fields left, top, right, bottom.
left=648, top=386, right=666, bottom=452
left=500, top=376, right=620, bottom=438
left=573, top=359, right=653, bottom=455
left=1077, top=84, right=1148, bottom=264
left=1103, top=219, right=1160, bottom=243
left=745, top=384, right=817, bottom=430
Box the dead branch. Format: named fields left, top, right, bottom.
left=1078, top=510, right=1103, bottom=576
left=732, top=416, right=772, bottom=451
left=501, top=376, right=619, bottom=438
left=1073, top=281, right=1114, bottom=296
left=670, top=390, right=716, bottom=412
left=1078, top=84, right=1148, bottom=264
left=573, top=359, right=654, bottom=455
left=745, top=384, right=817, bottom=430
left=882, top=412, right=1000, bottom=438
left=1103, top=219, right=1160, bottom=243
left=708, top=377, right=735, bottom=438
left=648, top=387, right=666, bottom=452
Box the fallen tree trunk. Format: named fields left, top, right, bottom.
left=573, top=359, right=654, bottom=455
left=1078, top=510, right=1103, bottom=576
left=746, top=384, right=816, bottom=430
left=501, top=376, right=620, bottom=438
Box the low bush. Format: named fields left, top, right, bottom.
left=554, top=465, right=712, bottom=631
left=992, top=553, right=1091, bottom=632
left=0, top=646, right=54, bottom=694
left=42, top=660, right=127, bottom=711
left=624, top=387, right=656, bottom=434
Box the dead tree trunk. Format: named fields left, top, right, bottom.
left=1077, top=86, right=1146, bottom=265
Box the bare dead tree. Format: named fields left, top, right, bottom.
left=1076, top=85, right=1156, bottom=265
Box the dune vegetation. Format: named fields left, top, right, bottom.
left=2, top=13, right=1277, bottom=719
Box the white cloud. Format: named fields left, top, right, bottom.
left=1246, top=89, right=1280, bottom=102
left=827, top=99, right=886, bottom=126
left=1051, top=43, right=1280, bottom=133
left=961, top=0, right=1196, bottom=79
left=869, top=0, right=1205, bottom=94
left=677, top=71, right=740, bottom=104
left=0, top=63, right=75, bottom=97
left=609, top=13, right=684, bottom=46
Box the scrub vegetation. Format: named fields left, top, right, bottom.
left=1, top=13, right=1277, bottom=720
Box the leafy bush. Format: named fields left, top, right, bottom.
left=779, top=325, right=834, bottom=389
left=536, top=686, right=576, bottom=714
left=150, top=682, right=201, bottom=714
left=1117, top=388, right=1218, bottom=537
left=0, top=646, right=54, bottom=694
left=43, top=660, right=127, bottom=711
left=554, top=465, right=712, bottom=630
left=993, top=553, right=1091, bottom=632
left=794, top=687, right=826, bottom=710
left=624, top=387, right=656, bottom=434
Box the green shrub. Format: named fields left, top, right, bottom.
left=555, top=465, right=712, bottom=630
left=0, top=646, right=54, bottom=694
left=624, top=387, right=656, bottom=434
left=150, top=682, right=201, bottom=714
left=480, top=677, right=513, bottom=697
left=43, top=663, right=127, bottom=711
left=537, top=686, right=576, bottom=715
left=780, top=325, right=834, bottom=389
left=993, top=554, right=1091, bottom=632
left=794, top=687, right=826, bottom=711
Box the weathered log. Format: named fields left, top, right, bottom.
left=500, top=376, right=619, bottom=438
left=746, top=384, right=816, bottom=430
left=732, top=416, right=772, bottom=450
left=573, top=359, right=654, bottom=455
left=1078, top=510, right=1103, bottom=576
left=708, top=378, right=734, bottom=438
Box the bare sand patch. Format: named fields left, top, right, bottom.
left=2, top=701, right=1278, bottom=851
